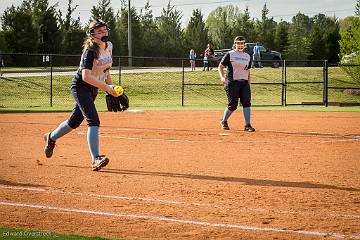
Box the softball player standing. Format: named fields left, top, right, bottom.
left=44, top=19, right=118, bottom=171
left=218, top=36, right=255, bottom=132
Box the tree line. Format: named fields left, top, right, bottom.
left=0, top=0, right=359, bottom=63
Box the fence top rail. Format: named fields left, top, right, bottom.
left=333, top=64, right=360, bottom=67
left=0, top=52, right=82, bottom=57
left=2, top=53, right=359, bottom=67
left=0, top=52, right=193, bottom=61
left=284, top=60, right=327, bottom=62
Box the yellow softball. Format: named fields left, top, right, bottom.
left=114, top=85, right=124, bottom=96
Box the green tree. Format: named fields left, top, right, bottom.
left=115, top=1, right=129, bottom=56
left=91, top=0, right=120, bottom=55
left=285, top=13, right=312, bottom=60
left=156, top=1, right=183, bottom=57
left=309, top=14, right=340, bottom=62
left=31, top=0, right=61, bottom=53
left=139, top=1, right=160, bottom=57
left=338, top=2, right=360, bottom=83
left=1, top=2, right=38, bottom=53
left=58, top=0, right=85, bottom=54
left=183, top=9, right=209, bottom=55
left=116, top=0, right=142, bottom=57
left=274, top=20, right=289, bottom=53
left=256, top=3, right=277, bottom=48
left=0, top=32, right=9, bottom=52
left=90, top=0, right=116, bottom=27
left=233, top=7, right=256, bottom=42
left=339, top=16, right=360, bottom=57
left=339, top=16, right=357, bottom=33
left=356, top=0, right=360, bottom=16
left=206, top=5, right=240, bottom=49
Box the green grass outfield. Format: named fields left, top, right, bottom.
left=0, top=227, right=119, bottom=240
left=0, top=66, right=359, bottom=112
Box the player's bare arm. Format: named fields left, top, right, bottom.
left=105, top=70, right=113, bottom=85
left=82, top=69, right=117, bottom=96
left=218, top=64, right=226, bottom=84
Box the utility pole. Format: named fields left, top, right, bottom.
left=128, top=0, right=132, bottom=67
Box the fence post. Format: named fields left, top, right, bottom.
left=50, top=54, right=53, bottom=107
left=282, top=59, right=287, bottom=106
left=181, top=59, right=185, bottom=106
left=0, top=54, right=2, bottom=78
left=323, top=60, right=328, bottom=107
left=118, top=56, right=121, bottom=86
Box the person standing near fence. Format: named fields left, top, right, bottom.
left=0, top=54, right=4, bottom=77
left=218, top=36, right=255, bottom=132
left=251, top=42, right=262, bottom=68
left=43, top=19, right=118, bottom=171
left=204, top=43, right=215, bottom=70
left=189, top=48, right=196, bottom=71
left=202, top=52, right=209, bottom=71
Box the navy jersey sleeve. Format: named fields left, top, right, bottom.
left=220, top=52, right=231, bottom=67
left=80, top=49, right=94, bottom=70
left=247, top=53, right=252, bottom=70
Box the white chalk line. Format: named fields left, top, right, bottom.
left=0, top=201, right=359, bottom=239
left=104, top=126, right=360, bottom=139
left=1, top=185, right=359, bottom=220
left=0, top=119, right=357, bottom=139
left=101, top=126, right=359, bottom=138
left=77, top=131, right=358, bottom=144
left=78, top=126, right=360, bottom=144
left=0, top=185, right=210, bottom=207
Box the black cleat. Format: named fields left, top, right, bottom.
left=244, top=124, right=255, bottom=132
left=220, top=120, right=230, bottom=130
left=44, top=132, right=56, bottom=158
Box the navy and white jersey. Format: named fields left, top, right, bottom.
left=220, top=50, right=251, bottom=81
left=72, top=41, right=113, bottom=88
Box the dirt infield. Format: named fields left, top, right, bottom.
left=0, top=110, right=359, bottom=240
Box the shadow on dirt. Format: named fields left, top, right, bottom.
left=0, top=179, right=47, bottom=188
left=62, top=165, right=359, bottom=192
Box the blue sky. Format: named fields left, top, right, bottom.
left=1, top=0, right=357, bottom=26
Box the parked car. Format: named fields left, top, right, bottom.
left=214, top=43, right=282, bottom=68
left=214, top=49, right=231, bottom=62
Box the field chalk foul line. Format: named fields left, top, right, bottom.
left=0, top=201, right=359, bottom=239
left=1, top=185, right=359, bottom=220
left=77, top=131, right=358, bottom=144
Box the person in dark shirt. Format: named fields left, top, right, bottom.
left=204, top=43, right=215, bottom=70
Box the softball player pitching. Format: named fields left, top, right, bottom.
left=44, top=19, right=118, bottom=171
left=218, top=36, right=255, bottom=132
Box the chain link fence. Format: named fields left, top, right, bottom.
left=0, top=53, right=359, bottom=110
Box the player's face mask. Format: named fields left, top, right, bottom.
left=91, top=27, right=110, bottom=42
left=100, top=35, right=109, bottom=42
left=89, top=19, right=110, bottom=42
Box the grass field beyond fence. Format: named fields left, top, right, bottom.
left=0, top=66, right=359, bottom=112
